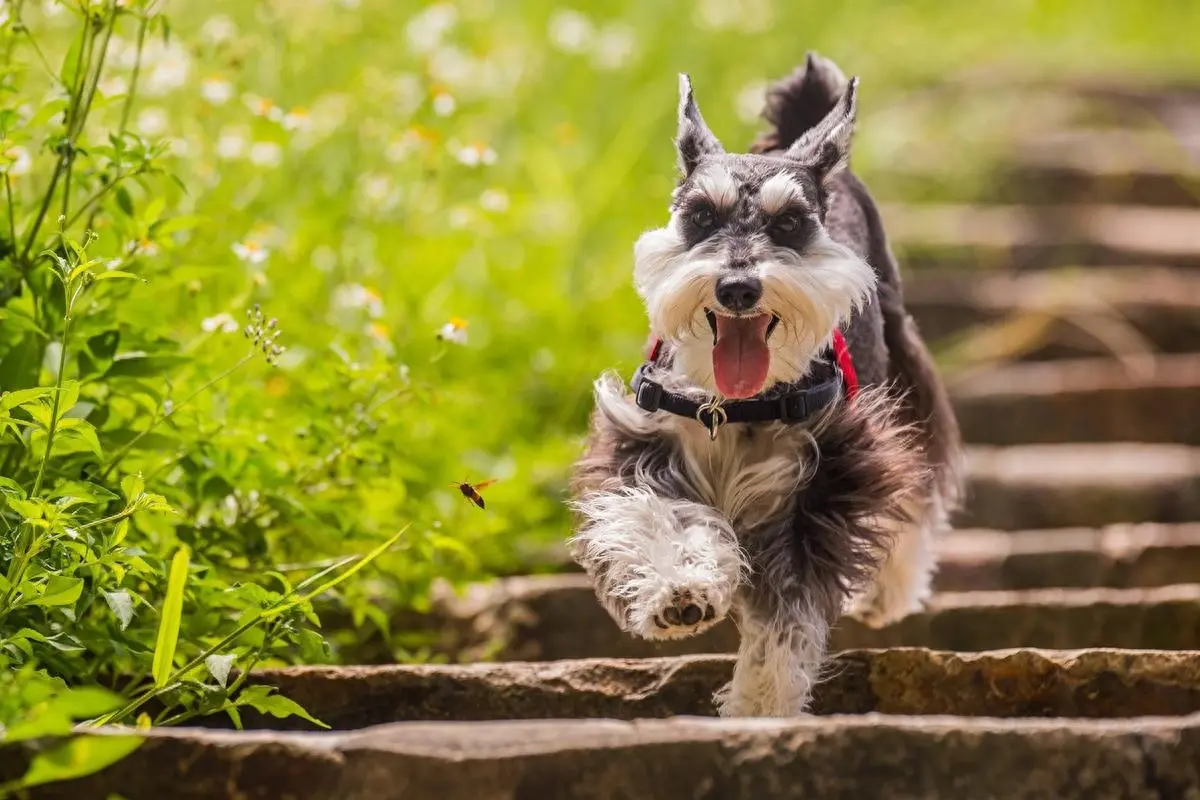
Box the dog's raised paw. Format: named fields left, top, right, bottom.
left=635, top=585, right=725, bottom=640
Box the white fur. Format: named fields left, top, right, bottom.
left=569, top=486, right=746, bottom=640
left=694, top=165, right=739, bottom=211
left=717, top=598, right=829, bottom=716
left=759, top=172, right=805, bottom=214
left=848, top=494, right=946, bottom=627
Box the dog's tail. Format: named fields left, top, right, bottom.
left=749, top=52, right=849, bottom=155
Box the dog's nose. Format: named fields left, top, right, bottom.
left=715, top=277, right=762, bottom=313
left=679, top=603, right=703, bottom=626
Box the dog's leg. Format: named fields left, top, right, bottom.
left=717, top=596, right=829, bottom=717
left=570, top=488, right=745, bottom=640
left=848, top=494, right=944, bottom=627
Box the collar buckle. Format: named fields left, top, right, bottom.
left=635, top=375, right=663, bottom=413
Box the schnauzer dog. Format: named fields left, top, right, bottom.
left=569, top=53, right=963, bottom=717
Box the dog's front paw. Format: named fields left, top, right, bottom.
left=628, top=584, right=728, bottom=640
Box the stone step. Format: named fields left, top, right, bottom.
left=229, top=649, right=1200, bottom=730
left=960, top=443, right=1200, bottom=530
left=906, top=266, right=1200, bottom=356
left=365, top=574, right=1200, bottom=663
left=938, top=524, right=1200, bottom=591
left=950, top=355, right=1200, bottom=446
left=884, top=203, right=1200, bottom=270
left=9, top=713, right=1198, bottom=799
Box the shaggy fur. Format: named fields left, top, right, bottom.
left=569, top=52, right=963, bottom=716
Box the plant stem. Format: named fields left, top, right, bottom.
left=30, top=281, right=83, bottom=497
left=61, top=3, right=119, bottom=227
left=118, top=10, right=150, bottom=135
left=76, top=506, right=134, bottom=532
left=99, top=353, right=255, bottom=479
left=4, top=173, right=15, bottom=252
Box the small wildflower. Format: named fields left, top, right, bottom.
left=281, top=107, right=310, bottom=131
left=480, top=188, right=510, bottom=213
left=136, top=107, right=169, bottom=136
left=200, top=76, right=234, bottom=105
left=200, top=15, right=238, bottom=45
left=99, top=76, right=129, bottom=97
left=144, top=41, right=191, bottom=96
left=244, top=94, right=284, bottom=122
left=431, top=91, right=457, bottom=117
left=436, top=317, right=469, bottom=345
left=127, top=238, right=159, bottom=257
left=405, top=3, right=458, bottom=54
left=454, top=142, right=497, bottom=167
left=592, top=23, right=637, bottom=70
left=244, top=304, right=286, bottom=365
left=448, top=207, right=472, bottom=229
left=1, top=145, right=32, bottom=177
left=248, top=141, right=283, bottom=167
left=232, top=240, right=269, bottom=265
left=548, top=10, right=595, bottom=54
left=202, top=312, right=239, bottom=333
left=215, top=127, right=248, bottom=160
left=367, top=321, right=391, bottom=341
left=331, top=283, right=385, bottom=319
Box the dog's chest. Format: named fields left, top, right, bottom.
left=670, top=419, right=807, bottom=529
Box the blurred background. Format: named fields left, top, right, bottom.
left=1, top=0, right=1198, bottom=671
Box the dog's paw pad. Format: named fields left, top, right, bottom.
left=641, top=587, right=723, bottom=639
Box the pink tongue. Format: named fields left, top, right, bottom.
left=712, top=314, right=772, bottom=399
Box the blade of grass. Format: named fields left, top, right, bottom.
left=151, top=548, right=189, bottom=687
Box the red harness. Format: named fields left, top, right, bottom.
left=644, top=329, right=859, bottom=401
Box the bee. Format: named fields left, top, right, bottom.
left=453, top=478, right=498, bottom=510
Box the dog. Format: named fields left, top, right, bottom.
left=568, top=53, right=964, bottom=717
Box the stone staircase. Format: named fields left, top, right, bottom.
left=9, top=82, right=1200, bottom=799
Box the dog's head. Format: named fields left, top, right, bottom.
left=633, top=74, right=875, bottom=399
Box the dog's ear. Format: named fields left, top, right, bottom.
left=784, top=77, right=858, bottom=182
left=676, top=74, right=724, bottom=178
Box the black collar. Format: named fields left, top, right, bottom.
left=630, top=356, right=844, bottom=438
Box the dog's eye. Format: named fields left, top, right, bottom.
left=691, top=208, right=715, bottom=229
left=774, top=213, right=800, bottom=233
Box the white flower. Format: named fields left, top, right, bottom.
left=200, top=15, right=238, bottom=45
left=357, top=173, right=401, bottom=213
left=128, top=238, right=159, bottom=257
left=448, top=207, right=472, bottom=229
left=166, top=137, right=189, bottom=157
left=427, top=46, right=478, bottom=87
left=592, top=23, right=637, bottom=70
left=244, top=94, right=284, bottom=122
left=393, top=73, right=424, bottom=116
left=480, top=188, right=509, bottom=213
left=99, top=76, right=128, bottom=97
left=405, top=3, right=458, bottom=55
left=1, top=145, right=32, bottom=177
left=105, top=258, right=123, bottom=270
left=215, top=127, right=248, bottom=160
left=331, top=283, right=385, bottom=319
left=281, top=107, right=310, bottom=131
left=735, top=80, right=769, bottom=124
left=135, top=107, right=169, bottom=136
left=248, top=141, right=283, bottom=167
left=201, top=312, right=239, bottom=333
left=431, top=91, right=456, bottom=117
left=232, top=240, right=269, bottom=264
left=436, top=318, right=469, bottom=345
left=338, top=0, right=361, bottom=7
left=200, top=76, right=234, bottom=105
left=143, top=41, right=191, bottom=96
left=454, top=142, right=497, bottom=167
left=548, top=10, right=594, bottom=53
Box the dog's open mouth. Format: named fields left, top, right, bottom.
left=705, top=309, right=780, bottom=399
